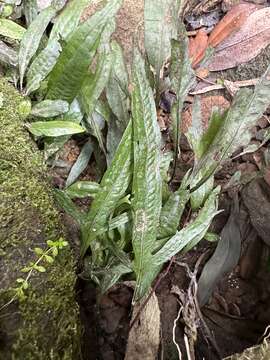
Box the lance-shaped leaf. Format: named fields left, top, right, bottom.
left=192, top=65, right=270, bottom=190
left=197, top=198, right=241, bottom=306
left=170, top=26, right=196, bottom=156
left=157, top=187, right=190, bottom=239
left=66, top=180, right=100, bottom=198
left=24, top=0, right=39, bottom=26
left=100, top=263, right=132, bottom=294
left=26, top=39, right=61, bottom=95
left=0, top=40, right=18, bottom=67
left=49, top=0, right=91, bottom=42
left=106, top=41, right=129, bottom=128
left=54, top=189, right=86, bottom=226
left=153, top=187, right=220, bottom=266
left=46, top=0, right=121, bottom=103
left=19, top=5, right=57, bottom=89
left=28, top=120, right=85, bottom=137
left=66, top=140, right=93, bottom=187
left=144, top=0, right=174, bottom=92
left=80, top=121, right=132, bottom=257
left=131, top=50, right=162, bottom=301
left=31, top=99, right=69, bottom=117
left=0, top=19, right=26, bottom=40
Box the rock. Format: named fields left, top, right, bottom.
left=241, top=178, right=270, bottom=246
left=0, top=79, right=79, bottom=359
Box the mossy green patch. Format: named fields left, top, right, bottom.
left=0, top=79, right=80, bottom=359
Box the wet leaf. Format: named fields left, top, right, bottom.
left=197, top=198, right=241, bottom=306
left=80, top=121, right=132, bottom=257
left=66, top=140, right=93, bottom=187
left=131, top=50, right=162, bottom=301
left=31, top=99, right=69, bottom=117
left=0, top=18, right=26, bottom=40
left=153, top=187, right=220, bottom=265
left=208, top=3, right=259, bottom=48
left=189, top=28, right=208, bottom=68
left=19, top=5, right=57, bottom=89
left=0, top=40, right=18, bottom=67
left=65, top=180, right=100, bottom=198
left=28, top=120, right=85, bottom=137
left=46, top=0, right=121, bottom=102
left=209, top=7, right=270, bottom=71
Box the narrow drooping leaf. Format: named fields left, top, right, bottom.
left=197, top=199, right=241, bottom=306
left=153, top=187, right=220, bottom=265
left=85, top=112, right=106, bottom=155
left=28, top=120, right=85, bottom=137
left=131, top=50, right=162, bottom=301
left=26, top=39, right=61, bottom=95
left=0, top=40, right=18, bottom=67
left=81, top=121, right=132, bottom=257
left=46, top=0, right=121, bottom=102
left=54, top=189, right=86, bottom=225
left=66, top=180, right=100, bottom=198
left=192, top=65, right=270, bottom=189
left=170, top=26, right=196, bottom=166
left=106, top=115, right=123, bottom=166
left=144, top=0, right=174, bottom=92
left=100, top=263, right=132, bottom=294
left=66, top=140, right=93, bottom=187
left=157, top=188, right=190, bottom=239
left=19, top=5, right=57, bottom=89
left=24, top=0, right=39, bottom=26
left=0, top=19, right=26, bottom=40
left=106, top=41, right=129, bottom=127
left=49, top=0, right=91, bottom=42
left=31, top=99, right=69, bottom=117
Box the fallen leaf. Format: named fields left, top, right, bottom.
left=209, top=7, right=270, bottom=71
left=208, top=3, right=260, bottom=48
left=189, top=28, right=208, bottom=68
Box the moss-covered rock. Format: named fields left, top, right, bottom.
left=0, top=79, right=80, bottom=359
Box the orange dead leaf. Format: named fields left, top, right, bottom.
left=189, top=28, right=208, bottom=68
left=208, top=3, right=259, bottom=48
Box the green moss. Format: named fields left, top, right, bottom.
left=0, top=79, right=80, bottom=359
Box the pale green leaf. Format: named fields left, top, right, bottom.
left=0, top=18, right=25, bottom=40
left=26, top=39, right=61, bottom=95
left=66, top=140, right=93, bottom=187
left=31, top=99, right=69, bottom=117
left=54, top=189, right=86, bottom=225
left=19, top=5, right=57, bottom=89
left=0, top=40, right=18, bottom=66
left=46, top=0, right=122, bottom=102
left=81, top=120, right=132, bottom=257
left=153, top=187, right=220, bottom=265
left=23, top=0, right=38, bottom=26
left=66, top=181, right=100, bottom=199
left=100, top=263, right=132, bottom=293
left=131, top=50, right=162, bottom=301
left=28, top=120, right=85, bottom=137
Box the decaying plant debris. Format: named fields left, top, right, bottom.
left=1, top=0, right=270, bottom=359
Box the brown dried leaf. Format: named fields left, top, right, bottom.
left=209, top=7, right=270, bottom=71
left=189, top=28, right=208, bottom=68
left=208, top=3, right=259, bottom=48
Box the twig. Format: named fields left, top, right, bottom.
left=173, top=302, right=183, bottom=360
left=184, top=334, right=193, bottom=360
left=190, top=78, right=259, bottom=95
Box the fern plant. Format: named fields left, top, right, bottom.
left=1, top=0, right=270, bottom=302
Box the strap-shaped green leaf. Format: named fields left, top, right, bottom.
left=23, top=0, right=39, bottom=26
left=144, top=0, right=174, bottom=93
left=153, top=187, right=220, bottom=266
left=26, top=39, right=61, bottom=95
left=131, top=50, right=162, bottom=301
left=66, top=181, right=100, bottom=198
left=0, top=19, right=26, bottom=40
left=80, top=120, right=132, bottom=257
left=54, top=189, right=86, bottom=226
left=19, top=5, right=57, bottom=89
left=46, top=0, right=122, bottom=103
left=192, top=65, right=270, bottom=190
left=31, top=99, right=69, bottom=117
left=0, top=40, right=18, bottom=67
left=28, top=120, right=85, bottom=137
left=49, top=0, right=91, bottom=42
